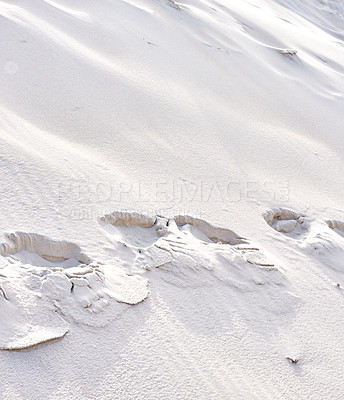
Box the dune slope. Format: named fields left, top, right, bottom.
left=1, top=0, right=344, bottom=399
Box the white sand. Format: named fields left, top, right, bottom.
left=1, top=0, right=344, bottom=398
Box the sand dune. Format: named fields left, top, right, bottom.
left=1, top=0, right=344, bottom=398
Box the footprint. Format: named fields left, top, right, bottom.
left=264, top=208, right=308, bottom=238
left=99, top=211, right=276, bottom=270
left=99, top=211, right=158, bottom=248
left=264, top=210, right=344, bottom=284
left=1, top=208, right=297, bottom=350
left=0, top=231, right=91, bottom=268
left=0, top=229, right=149, bottom=350
left=98, top=211, right=295, bottom=333
left=326, top=220, right=344, bottom=239
left=101, top=212, right=281, bottom=281
left=173, top=215, right=247, bottom=245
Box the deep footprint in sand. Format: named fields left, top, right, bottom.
left=173, top=215, right=247, bottom=245
left=99, top=211, right=295, bottom=333
left=101, top=211, right=281, bottom=282
left=99, top=211, right=247, bottom=246
left=99, top=211, right=158, bottom=248
left=264, top=208, right=308, bottom=238
left=0, top=231, right=91, bottom=268
left=0, top=232, right=93, bottom=350
left=0, top=230, right=149, bottom=350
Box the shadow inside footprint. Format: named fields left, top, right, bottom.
left=264, top=209, right=308, bottom=238
left=0, top=232, right=91, bottom=268
left=99, top=211, right=159, bottom=248
left=173, top=215, right=247, bottom=245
